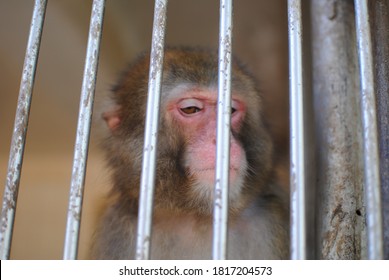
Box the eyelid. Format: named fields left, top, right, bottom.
left=178, top=98, right=204, bottom=110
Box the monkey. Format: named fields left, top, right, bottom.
left=91, top=47, right=289, bottom=259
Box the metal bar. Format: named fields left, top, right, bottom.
left=288, top=0, right=306, bottom=260
left=311, top=0, right=365, bottom=259
left=0, top=0, right=47, bottom=260
left=63, top=0, right=105, bottom=260
left=135, top=0, right=168, bottom=260
left=354, top=0, right=384, bottom=260
left=370, top=0, right=389, bottom=260
left=212, top=0, right=233, bottom=260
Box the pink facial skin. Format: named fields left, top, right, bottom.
left=166, top=89, right=247, bottom=186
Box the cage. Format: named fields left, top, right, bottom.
left=0, top=0, right=387, bottom=260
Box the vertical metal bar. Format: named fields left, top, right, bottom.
left=370, top=0, right=389, bottom=259
left=135, top=0, right=168, bottom=260
left=354, top=0, right=384, bottom=260
left=311, top=0, right=365, bottom=260
left=63, top=0, right=105, bottom=260
left=0, top=0, right=47, bottom=260
left=212, top=0, right=233, bottom=260
left=288, top=0, right=306, bottom=260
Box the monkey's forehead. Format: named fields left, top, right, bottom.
left=161, top=83, right=216, bottom=98
left=160, top=82, right=254, bottom=102
left=163, top=63, right=253, bottom=88
left=113, top=48, right=261, bottom=105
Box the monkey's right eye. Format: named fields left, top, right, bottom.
left=178, top=99, right=204, bottom=115
left=180, top=106, right=202, bottom=114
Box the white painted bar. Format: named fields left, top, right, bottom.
left=63, top=0, right=106, bottom=260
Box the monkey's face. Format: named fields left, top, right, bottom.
left=104, top=48, right=273, bottom=215
left=162, top=86, right=250, bottom=212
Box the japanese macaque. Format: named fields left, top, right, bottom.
left=91, top=47, right=289, bottom=259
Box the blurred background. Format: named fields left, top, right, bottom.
left=0, top=0, right=288, bottom=259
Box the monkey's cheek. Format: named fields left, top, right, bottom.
left=229, top=168, right=240, bottom=184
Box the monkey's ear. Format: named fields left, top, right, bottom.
left=102, top=106, right=121, bottom=132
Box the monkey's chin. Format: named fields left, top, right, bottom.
left=192, top=168, right=240, bottom=185
left=189, top=168, right=246, bottom=213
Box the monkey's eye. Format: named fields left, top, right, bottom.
left=231, top=100, right=239, bottom=115
left=178, top=98, right=204, bottom=115
left=181, top=106, right=202, bottom=114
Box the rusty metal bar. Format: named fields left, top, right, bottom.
left=288, top=0, right=307, bottom=260
left=311, top=0, right=365, bottom=260
left=354, top=0, right=384, bottom=260
left=212, top=0, right=233, bottom=260
left=135, top=0, right=168, bottom=260
left=63, top=0, right=105, bottom=260
left=0, top=0, right=47, bottom=260
left=370, top=0, right=389, bottom=260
